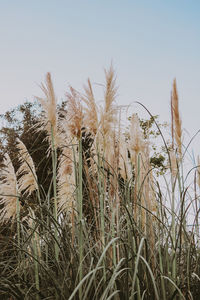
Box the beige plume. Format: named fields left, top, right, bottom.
left=82, top=78, right=98, bottom=135
left=100, top=64, right=118, bottom=139
left=171, top=79, right=182, bottom=156
left=57, top=145, right=75, bottom=215
left=36, top=72, right=61, bottom=149
left=66, top=87, right=83, bottom=139
left=96, top=64, right=118, bottom=166
left=0, top=154, right=19, bottom=223
left=16, top=138, right=38, bottom=195
left=129, top=113, right=145, bottom=165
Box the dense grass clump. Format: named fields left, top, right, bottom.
left=0, top=67, right=200, bottom=299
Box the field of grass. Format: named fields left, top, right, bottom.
left=0, top=66, right=200, bottom=299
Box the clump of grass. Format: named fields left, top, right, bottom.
left=0, top=67, right=200, bottom=300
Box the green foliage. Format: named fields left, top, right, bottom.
left=150, top=154, right=166, bottom=172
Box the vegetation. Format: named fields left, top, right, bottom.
left=0, top=66, right=200, bottom=299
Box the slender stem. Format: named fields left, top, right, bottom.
left=78, top=137, right=83, bottom=300
left=33, top=217, right=40, bottom=299
left=111, top=207, right=116, bottom=267
left=171, top=174, right=176, bottom=292
left=16, top=196, right=20, bottom=250
left=98, top=151, right=106, bottom=283
left=51, top=125, right=59, bottom=262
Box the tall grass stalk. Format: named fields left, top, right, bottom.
left=98, top=151, right=106, bottom=283
left=51, top=125, right=59, bottom=262
left=171, top=174, right=176, bottom=282
left=16, top=196, right=20, bottom=251
left=131, top=237, right=145, bottom=299
left=31, top=212, right=40, bottom=299
left=111, top=207, right=117, bottom=267
left=78, top=137, right=83, bottom=299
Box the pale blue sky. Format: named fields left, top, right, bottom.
left=0, top=0, right=200, bottom=154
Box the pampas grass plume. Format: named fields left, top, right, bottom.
left=57, top=145, right=75, bottom=215
left=66, top=87, right=83, bottom=139
left=16, top=138, right=38, bottom=195
left=129, top=113, right=145, bottom=165
left=82, top=78, right=98, bottom=135
left=0, top=154, right=19, bottom=223
left=171, top=79, right=182, bottom=156
left=36, top=72, right=61, bottom=149
left=100, top=64, right=118, bottom=138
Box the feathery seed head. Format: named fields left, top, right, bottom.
left=97, top=64, right=118, bottom=159
left=0, top=154, right=19, bottom=223
left=82, top=78, right=98, bottom=135
left=16, top=138, right=38, bottom=195
left=171, top=79, right=182, bottom=156
left=100, top=64, right=118, bottom=138
left=57, top=145, right=75, bottom=215
left=36, top=72, right=61, bottom=149
left=66, top=87, right=83, bottom=139
left=129, top=114, right=145, bottom=164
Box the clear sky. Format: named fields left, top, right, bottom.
left=0, top=0, right=200, bottom=155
